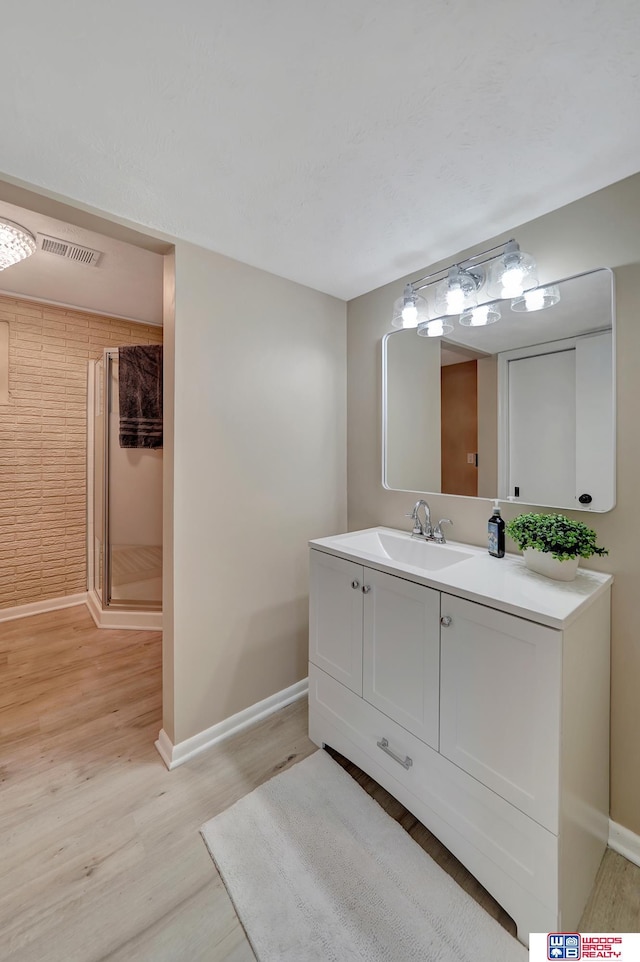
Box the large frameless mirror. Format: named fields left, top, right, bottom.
left=382, top=267, right=615, bottom=512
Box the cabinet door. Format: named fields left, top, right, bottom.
left=309, top=551, right=363, bottom=695
left=362, top=568, right=440, bottom=749
left=439, top=594, right=561, bottom=832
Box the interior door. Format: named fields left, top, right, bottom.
left=441, top=360, right=478, bottom=496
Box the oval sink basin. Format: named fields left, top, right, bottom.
left=336, top=530, right=473, bottom=570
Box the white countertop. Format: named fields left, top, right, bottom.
left=309, top=527, right=613, bottom=629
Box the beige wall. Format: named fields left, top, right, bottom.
left=347, top=172, right=640, bottom=835
left=167, top=241, right=346, bottom=744
left=0, top=293, right=161, bottom=609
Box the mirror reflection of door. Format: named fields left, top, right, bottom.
left=501, top=331, right=613, bottom=510
left=507, top=349, right=576, bottom=506
left=441, top=359, right=478, bottom=496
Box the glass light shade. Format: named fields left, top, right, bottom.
left=417, top=317, right=455, bottom=338
left=434, top=266, right=479, bottom=317
left=459, top=303, right=501, bottom=327
left=510, top=285, right=561, bottom=312
left=391, top=284, right=429, bottom=329
left=487, top=243, right=538, bottom=299
left=0, top=219, right=37, bottom=271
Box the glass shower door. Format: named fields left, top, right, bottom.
left=103, top=350, right=163, bottom=609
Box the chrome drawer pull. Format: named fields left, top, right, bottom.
left=377, top=737, right=413, bottom=770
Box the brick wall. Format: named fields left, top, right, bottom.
left=0, top=295, right=162, bottom=609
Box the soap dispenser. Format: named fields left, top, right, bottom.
left=488, top=500, right=505, bottom=558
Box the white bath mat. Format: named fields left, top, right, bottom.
left=201, top=749, right=526, bottom=962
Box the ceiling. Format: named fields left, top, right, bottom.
left=1, top=1, right=639, bottom=301
left=0, top=201, right=163, bottom=324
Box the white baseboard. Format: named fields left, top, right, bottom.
left=0, top=592, right=88, bottom=623
left=86, top=590, right=163, bottom=631
left=609, top=820, right=640, bottom=868
left=155, top=678, right=309, bottom=770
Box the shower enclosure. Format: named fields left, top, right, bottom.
left=87, top=349, right=163, bottom=629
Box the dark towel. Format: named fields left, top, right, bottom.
left=118, top=345, right=163, bottom=449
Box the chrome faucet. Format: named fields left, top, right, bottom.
left=407, top=499, right=432, bottom=539
left=407, top=502, right=454, bottom=544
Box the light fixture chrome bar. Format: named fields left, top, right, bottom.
left=410, top=239, right=516, bottom=292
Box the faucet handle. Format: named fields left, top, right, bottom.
left=433, top=519, right=453, bottom=543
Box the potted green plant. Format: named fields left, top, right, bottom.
left=505, top=512, right=608, bottom=582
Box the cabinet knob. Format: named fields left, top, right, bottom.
left=351, top=580, right=360, bottom=589
left=440, top=615, right=452, bottom=627
left=362, top=585, right=371, bottom=594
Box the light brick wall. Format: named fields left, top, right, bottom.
left=0, top=295, right=163, bottom=609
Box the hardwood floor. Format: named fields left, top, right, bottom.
left=0, top=606, right=638, bottom=961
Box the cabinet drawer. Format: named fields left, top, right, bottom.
left=309, top=663, right=558, bottom=910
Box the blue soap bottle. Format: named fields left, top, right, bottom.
left=488, top=500, right=505, bottom=558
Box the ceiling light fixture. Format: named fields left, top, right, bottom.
left=390, top=238, right=539, bottom=337
left=510, top=285, right=561, bottom=312
left=0, top=218, right=36, bottom=271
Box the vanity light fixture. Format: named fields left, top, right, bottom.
left=459, top=302, right=501, bottom=327
left=391, top=283, right=429, bottom=329
left=390, top=238, right=538, bottom=336
left=0, top=218, right=36, bottom=271
left=486, top=240, right=538, bottom=299
left=510, top=284, right=561, bottom=312
left=433, top=265, right=484, bottom=317
left=417, top=317, right=455, bottom=338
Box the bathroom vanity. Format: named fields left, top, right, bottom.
left=308, top=527, right=612, bottom=945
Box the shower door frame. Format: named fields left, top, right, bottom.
left=101, top=348, right=162, bottom=612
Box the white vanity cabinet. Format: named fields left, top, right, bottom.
left=307, top=530, right=612, bottom=946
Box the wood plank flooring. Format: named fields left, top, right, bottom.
left=0, top=606, right=637, bottom=961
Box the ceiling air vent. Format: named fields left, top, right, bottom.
left=38, top=233, right=103, bottom=267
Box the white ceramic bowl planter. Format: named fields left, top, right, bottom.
left=522, top=548, right=580, bottom=582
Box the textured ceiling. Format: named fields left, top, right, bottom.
left=1, top=1, right=639, bottom=300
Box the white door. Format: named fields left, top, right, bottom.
left=309, top=551, right=363, bottom=695
left=439, top=594, right=561, bottom=833
left=362, top=568, right=440, bottom=749
left=507, top=348, right=576, bottom=506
